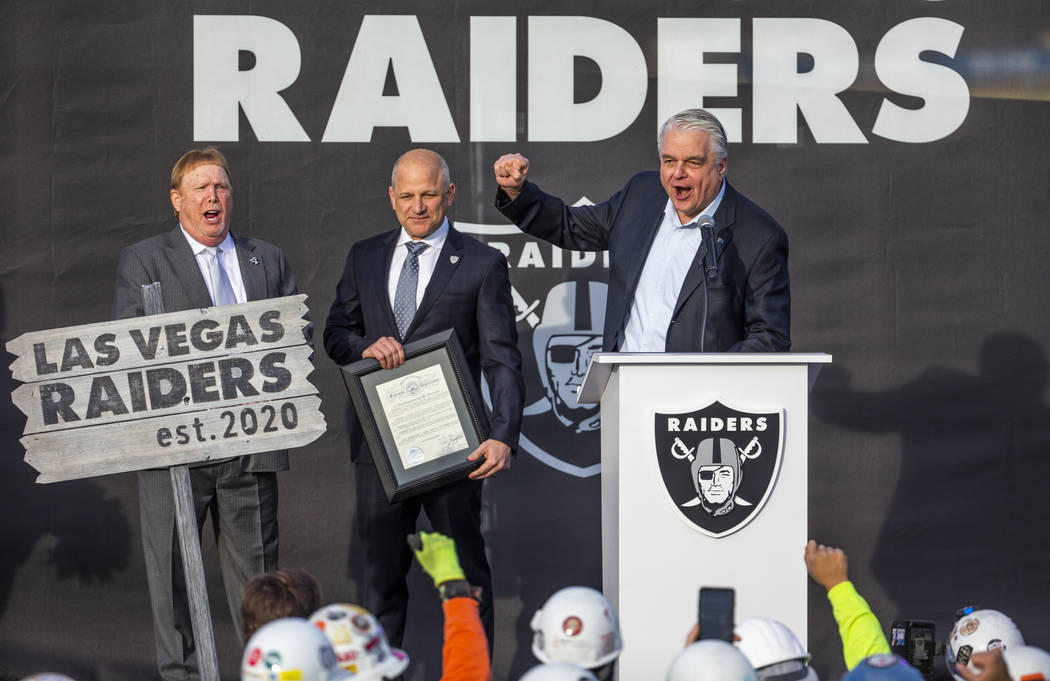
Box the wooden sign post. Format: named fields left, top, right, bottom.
left=7, top=290, right=326, bottom=681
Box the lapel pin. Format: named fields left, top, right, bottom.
left=249, top=256, right=260, bottom=265
left=450, top=255, right=459, bottom=264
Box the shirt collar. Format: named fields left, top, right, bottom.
left=179, top=224, right=235, bottom=255
left=663, top=178, right=727, bottom=228
left=397, top=217, right=450, bottom=250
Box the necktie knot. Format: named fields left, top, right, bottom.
left=405, top=241, right=428, bottom=257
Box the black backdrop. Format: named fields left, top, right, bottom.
left=3, top=2, right=1050, bottom=680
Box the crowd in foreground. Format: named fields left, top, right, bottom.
left=17, top=537, right=1050, bottom=681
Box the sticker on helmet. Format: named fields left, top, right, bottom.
left=248, top=647, right=262, bottom=666
left=956, top=645, right=974, bottom=666
left=987, top=639, right=1004, bottom=650
left=320, top=645, right=337, bottom=669
left=960, top=619, right=980, bottom=637
left=866, top=654, right=899, bottom=669
left=352, top=614, right=372, bottom=632
left=264, top=650, right=283, bottom=670
left=562, top=616, right=584, bottom=637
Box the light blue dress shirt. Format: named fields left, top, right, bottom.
left=620, top=180, right=726, bottom=352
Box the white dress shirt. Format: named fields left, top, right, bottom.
left=179, top=226, right=247, bottom=304
left=387, top=219, right=450, bottom=310
left=621, top=180, right=726, bottom=352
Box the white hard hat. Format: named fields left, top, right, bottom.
left=309, top=603, right=409, bottom=680
left=531, top=586, right=622, bottom=669
left=947, top=610, right=1024, bottom=680
left=1003, top=645, right=1050, bottom=681
left=241, top=617, right=351, bottom=681
left=735, top=617, right=810, bottom=668
left=18, top=675, right=79, bottom=681
left=519, top=662, right=601, bottom=681
left=667, top=640, right=759, bottom=681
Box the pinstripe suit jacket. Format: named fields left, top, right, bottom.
left=113, top=224, right=299, bottom=471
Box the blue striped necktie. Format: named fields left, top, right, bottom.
left=393, top=241, right=428, bottom=336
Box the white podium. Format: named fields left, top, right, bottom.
left=578, top=352, right=831, bottom=678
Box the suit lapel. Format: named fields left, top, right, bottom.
left=233, top=235, right=267, bottom=302
left=409, top=227, right=463, bottom=336
left=672, top=182, right=738, bottom=319
left=375, top=230, right=401, bottom=333
left=162, top=226, right=212, bottom=308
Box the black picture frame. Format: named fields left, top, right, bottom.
left=340, top=328, right=489, bottom=503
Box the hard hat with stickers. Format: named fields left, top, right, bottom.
left=309, top=603, right=409, bottom=680
left=946, top=609, right=1024, bottom=681
left=241, top=617, right=351, bottom=681
left=531, top=586, right=622, bottom=670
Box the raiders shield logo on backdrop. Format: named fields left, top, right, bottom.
left=654, top=401, right=784, bottom=537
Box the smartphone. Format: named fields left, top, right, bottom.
left=699, top=587, right=735, bottom=642
left=890, top=620, right=936, bottom=678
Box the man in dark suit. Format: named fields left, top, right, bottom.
left=493, top=108, right=790, bottom=353
left=324, top=149, right=524, bottom=648
left=113, top=147, right=299, bottom=681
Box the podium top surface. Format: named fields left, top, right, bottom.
left=577, top=352, right=833, bottom=404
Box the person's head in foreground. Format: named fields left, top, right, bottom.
left=310, top=603, right=409, bottom=679
left=241, top=568, right=324, bottom=643
left=841, top=654, right=923, bottom=681
left=735, top=617, right=817, bottom=681
left=947, top=609, right=1024, bottom=681
left=531, top=586, right=622, bottom=681
left=519, top=662, right=601, bottom=681
left=667, top=639, right=758, bottom=681
left=240, top=617, right=350, bottom=681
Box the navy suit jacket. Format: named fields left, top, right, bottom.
left=497, top=173, right=790, bottom=353
left=324, top=225, right=524, bottom=463
left=112, top=224, right=299, bottom=471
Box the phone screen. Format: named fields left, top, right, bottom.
left=699, top=587, right=735, bottom=642
left=891, top=620, right=936, bottom=678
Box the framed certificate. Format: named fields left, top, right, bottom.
left=340, top=329, right=490, bottom=503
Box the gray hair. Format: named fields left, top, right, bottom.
left=390, top=149, right=451, bottom=189
left=657, top=109, right=728, bottom=163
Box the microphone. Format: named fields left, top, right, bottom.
left=699, top=215, right=718, bottom=280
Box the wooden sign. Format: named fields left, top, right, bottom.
left=7, top=295, right=326, bottom=482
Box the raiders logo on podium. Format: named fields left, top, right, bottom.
left=654, top=401, right=784, bottom=537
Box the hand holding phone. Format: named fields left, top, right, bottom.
left=699, top=587, right=736, bottom=642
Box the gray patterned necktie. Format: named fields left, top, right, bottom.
left=393, top=241, right=429, bottom=337
left=208, top=246, right=238, bottom=306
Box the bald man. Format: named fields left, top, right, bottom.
left=324, top=149, right=524, bottom=649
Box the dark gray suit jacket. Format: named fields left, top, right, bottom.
left=113, top=224, right=299, bottom=471
left=497, top=174, right=790, bottom=353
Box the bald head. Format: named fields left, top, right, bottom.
left=391, top=149, right=451, bottom=191
left=388, top=149, right=456, bottom=240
